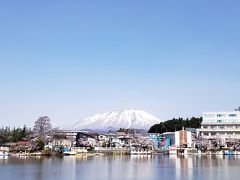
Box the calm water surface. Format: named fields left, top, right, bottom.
left=1, top=155, right=240, bottom=180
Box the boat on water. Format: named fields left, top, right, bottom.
left=63, top=151, right=77, bottom=155
left=0, top=151, right=9, bottom=156
left=63, top=147, right=77, bottom=155
left=224, top=150, right=240, bottom=155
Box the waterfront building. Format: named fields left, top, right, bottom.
left=174, top=129, right=192, bottom=148
left=200, top=107, right=240, bottom=140
left=162, top=132, right=175, bottom=146
left=0, top=144, right=11, bottom=152
left=161, top=129, right=193, bottom=148
left=148, top=134, right=165, bottom=150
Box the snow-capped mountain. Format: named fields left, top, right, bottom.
left=64, top=109, right=162, bottom=131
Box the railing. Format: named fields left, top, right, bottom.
left=70, top=147, right=88, bottom=153
left=200, top=128, right=240, bottom=132
left=94, top=147, right=128, bottom=151
left=201, top=135, right=240, bottom=139
left=71, top=147, right=86, bottom=150
left=202, top=122, right=240, bottom=125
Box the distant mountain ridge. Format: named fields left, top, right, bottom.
left=64, top=109, right=162, bottom=131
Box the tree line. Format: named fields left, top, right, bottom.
left=0, top=116, right=53, bottom=144
left=0, top=125, right=30, bottom=143
left=148, top=117, right=202, bottom=134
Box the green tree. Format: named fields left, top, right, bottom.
left=35, top=138, right=45, bottom=151
left=148, top=117, right=202, bottom=133
left=0, top=126, right=30, bottom=143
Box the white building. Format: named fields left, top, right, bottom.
left=200, top=108, right=240, bottom=140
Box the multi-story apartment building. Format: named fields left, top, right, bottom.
left=200, top=107, right=240, bottom=140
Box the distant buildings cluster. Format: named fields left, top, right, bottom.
left=1, top=107, right=240, bottom=155
left=199, top=107, right=240, bottom=150
left=149, top=107, right=240, bottom=152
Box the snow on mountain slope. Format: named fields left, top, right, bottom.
left=64, top=109, right=162, bottom=131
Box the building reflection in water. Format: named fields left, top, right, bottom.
left=169, top=155, right=193, bottom=180
left=2, top=155, right=240, bottom=180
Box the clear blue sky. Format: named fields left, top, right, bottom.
left=1, top=0, right=240, bottom=127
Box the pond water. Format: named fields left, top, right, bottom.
left=1, top=155, right=240, bottom=180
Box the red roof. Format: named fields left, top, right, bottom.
left=17, top=141, right=29, bottom=146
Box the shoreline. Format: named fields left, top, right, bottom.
left=4, top=150, right=240, bottom=158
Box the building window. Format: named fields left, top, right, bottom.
left=203, top=114, right=215, bottom=117
left=217, top=120, right=223, bottom=123
left=229, top=114, right=237, bottom=117
left=217, top=114, right=226, bottom=117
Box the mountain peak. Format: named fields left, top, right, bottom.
left=64, top=109, right=162, bottom=131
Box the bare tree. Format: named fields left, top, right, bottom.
left=33, top=116, right=52, bottom=143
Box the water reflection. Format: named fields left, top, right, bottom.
left=0, top=156, right=8, bottom=160
left=1, top=155, right=240, bottom=180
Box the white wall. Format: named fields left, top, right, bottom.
left=175, top=131, right=180, bottom=147
left=187, top=131, right=192, bottom=147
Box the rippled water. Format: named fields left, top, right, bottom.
left=1, top=155, right=240, bottom=180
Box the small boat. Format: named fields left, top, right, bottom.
left=63, top=151, right=77, bottom=155
left=224, top=150, right=240, bottom=155
left=0, top=151, right=9, bottom=156
left=64, top=151, right=77, bottom=155
left=63, top=147, right=77, bottom=155
left=224, top=150, right=232, bottom=155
